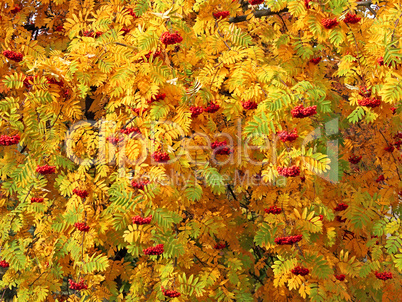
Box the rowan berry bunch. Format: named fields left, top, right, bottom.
left=249, top=0, right=264, bottom=5
left=143, top=244, right=164, bottom=255
left=214, top=243, right=226, bottom=250
left=69, top=279, right=88, bottom=290
left=213, top=11, right=230, bottom=19
left=120, top=127, right=141, bottom=135
left=2, top=50, right=23, bottom=62
left=264, top=205, right=282, bottom=214
left=343, top=13, right=361, bottom=24
left=211, top=141, right=232, bottom=155
left=121, top=27, right=130, bottom=36
left=132, top=215, right=152, bottom=225
left=204, top=102, right=220, bottom=113
left=348, top=155, right=362, bottom=164
left=0, top=260, right=9, bottom=268
left=275, top=235, right=303, bottom=245
left=309, top=57, right=321, bottom=64
left=31, top=197, right=44, bottom=203
left=55, top=25, right=64, bottom=32
left=277, top=129, right=298, bottom=142
left=376, top=175, right=385, bottom=182
left=374, top=271, right=393, bottom=281
left=83, top=31, right=102, bottom=38
left=0, top=134, right=20, bottom=146
left=291, top=104, right=317, bottom=118
left=304, top=0, right=311, bottom=9
left=242, top=100, right=258, bottom=110
left=131, top=180, right=150, bottom=190
left=127, top=8, right=137, bottom=18
left=335, top=274, right=346, bottom=281
left=334, top=203, right=348, bottom=211
left=131, top=107, right=148, bottom=115
left=291, top=266, right=309, bottom=276
left=384, top=145, right=395, bottom=152
left=148, top=93, right=166, bottom=104
left=23, top=76, right=34, bottom=89
left=358, top=86, right=371, bottom=97
left=190, top=106, right=203, bottom=118
left=277, top=166, right=301, bottom=177
left=47, top=77, right=64, bottom=87
left=106, top=136, right=123, bottom=145
left=160, top=31, right=183, bottom=45
left=36, top=165, right=56, bottom=175
left=144, top=50, right=161, bottom=61
left=321, top=18, right=339, bottom=29
left=73, top=188, right=88, bottom=199
left=319, top=215, right=324, bottom=221
left=162, top=288, right=181, bottom=298
left=10, top=6, right=21, bottom=14
left=152, top=151, right=170, bottom=163
left=391, top=107, right=397, bottom=114
left=358, top=97, right=381, bottom=108
left=74, top=222, right=90, bottom=232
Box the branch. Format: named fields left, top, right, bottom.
left=229, top=1, right=374, bottom=24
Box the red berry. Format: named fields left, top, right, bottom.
left=310, top=57, right=321, bottom=64
left=74, top=222, right=90, bottom=232
left=291, top=104, right=317, bottom=118
left=120, top=127, right=141, bottom=135
left=214, top=243, right=226, bottom=249
left=348, top=155, right=362, bottom=164
left=190, top=106, right=203, bottom=118
left=274, top=235, right=302, bottom=245
left=304, top=0, right=311, bottom=9
left=242, top=100, right=258, bottom=110
left=321, top=18, right=339, bottom=29
left=391, top=107, right=397, bottom=114
left=132, top=215, right=152, bottom=225
left=131, top=180, right=150, bottom=190
left=148, top=93, right=166, bottom=104
left=358, top=86, right=371, bottom=98
left=131, top=107, right=148, bottom=115
left=291, top=266, right=309, bottom=276
left=152, top=151, right=170, bottom=163
left=277, top=129, right=298, bottom=142
left=335, top=274, right=346, bottom=281
left=249, top=0, right=264, bottom=4
left=10, top=6, right=21, bottom=14
left=127, top=8, right=137, bottom=18
left=264, top=205, right=282, bottom=214
left=374, top=271, right=392, bottom=281
left=73, top=188, right=88, bottom=199
left=69, top=278, right=88, bottom=290
left=211, top=141, right=233, bottom=155
left=55, top=25, right=64, bottom=32
left=121, top=27, right=130, bottom=36
left=0, top=260, right=9, bottom=268
left=143, top=244, right=164, bottom=255
left=319, top=215, right=324, bottom=221
left=106, top=136, right=123, bottom=145
left=0, top=134, right=20, bottom=146
left=384, top=145, right=395, bottom=152
left=358, top=97, right=381, bottom=108
left=344, top=13, right=361, bottom=24
left=376, top=175, right=385, bottom=183
left=277, top=166, right=300, bottom=177
left=36, top=165, right=56, bottom=175
left=2, top=50, right=23, bottom=62
left=334, top=203, right=348, bottom=211
left=162, top=288, right=181, bottom=298
left=31, top=197, right=44, bottom=203
left=204, top=102, right=220, bottom=113
left=83, top=30, right=94, bottom=37
left=213, top=11, right=230, bottom=19
left=160, top=31, right=183, bottom=45
left=47, top=77, right=64, bottom=87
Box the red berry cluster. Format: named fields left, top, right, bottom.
left=143, top=244, right=164, bottom=255
left=24, top=76, right=35, bottom=89
left=344, top=13, right=361, bottom=24
left=2, top=50, right=24, bottom=62
left=204, top=103, right=220, bottom=113
left=0, top=260, right=9, bottom=268
left=391, top=107, right=397, bottom=114
left=73, top=188, right=88, bottom=199
left=211, top=141, right=232, bottom=155
left=264, top=205, right=282, bottom=214
left=384, top=145, right=395, bottom=152
left=334, top=203, right=348, bottom=211
left=152, top=151, right=170, bottom=163
left=106, top=136, right=123, bottom=145
left=160, top=31, right=183, bottom=45
left=358, top=86, right=371, bottom=97
left=121, top=27, right=131, bottom=36
left=131, top=107, right=148, bottom=115
left=47, top=77, right=64, bottom=87
left=319, top=215, right=324, bottom=221
left=275, top=235, right=302, bottom=245
left=336, top=216, right=346, bottom=223
left=74, top=222, right=90, bottom=232
left=10, top=6, right=21, bottom=14
left=358, top=97, right=381, bottom=108
left=376, top=175, right=384, bottom=183
left=83, top=31, right=102, bottom=38
left=214, top=243, right=226, bottom=249
left=145, top=50, right=161, bottom=60
left=162, top=288, right=181, bottom=298
left=277, top=166, right=300, bottom=177
left=335, top=274, right=346, bottom=281
left=69, top=278, right=88, bottom=290
left=242, top=100, right=258, bottom=110
left=321, top=18, right=339, bottom=29
left=190, top=106, right=203, bottom=118
left=277, top=129, right=298, bottom=142
left=120, top=127, right=141, bottom=135
left=31, top=197, right=44, bottom=203
left=148, top=93, right=166, bottom=104
left=348, top=155, right=362, bottom=164
left=131, top=180, right=150, bottom=190
left=291, top=104, right=317, bottom=118
left=132, top=215, right=152, bottom=225
left=310, top=57, right=321, bottom=64
left=127, top=8, right=137, bottom=18
left=55, top=25, right=64, bottom=32
left=36, top=165, right=56, bottom=175
left=0, top=134, right=20, bottom=146
left=249, top=0, right=264, bottom=5
left=291, top=266, right=309, bottom=276
left=213, top=11, right=230, bottom=19
left=374, top=271, right=392, bottom=281
left=304, top=0, right=311, bottom=9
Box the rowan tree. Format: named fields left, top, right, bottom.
left=0, top=0, right=401, bottom=301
